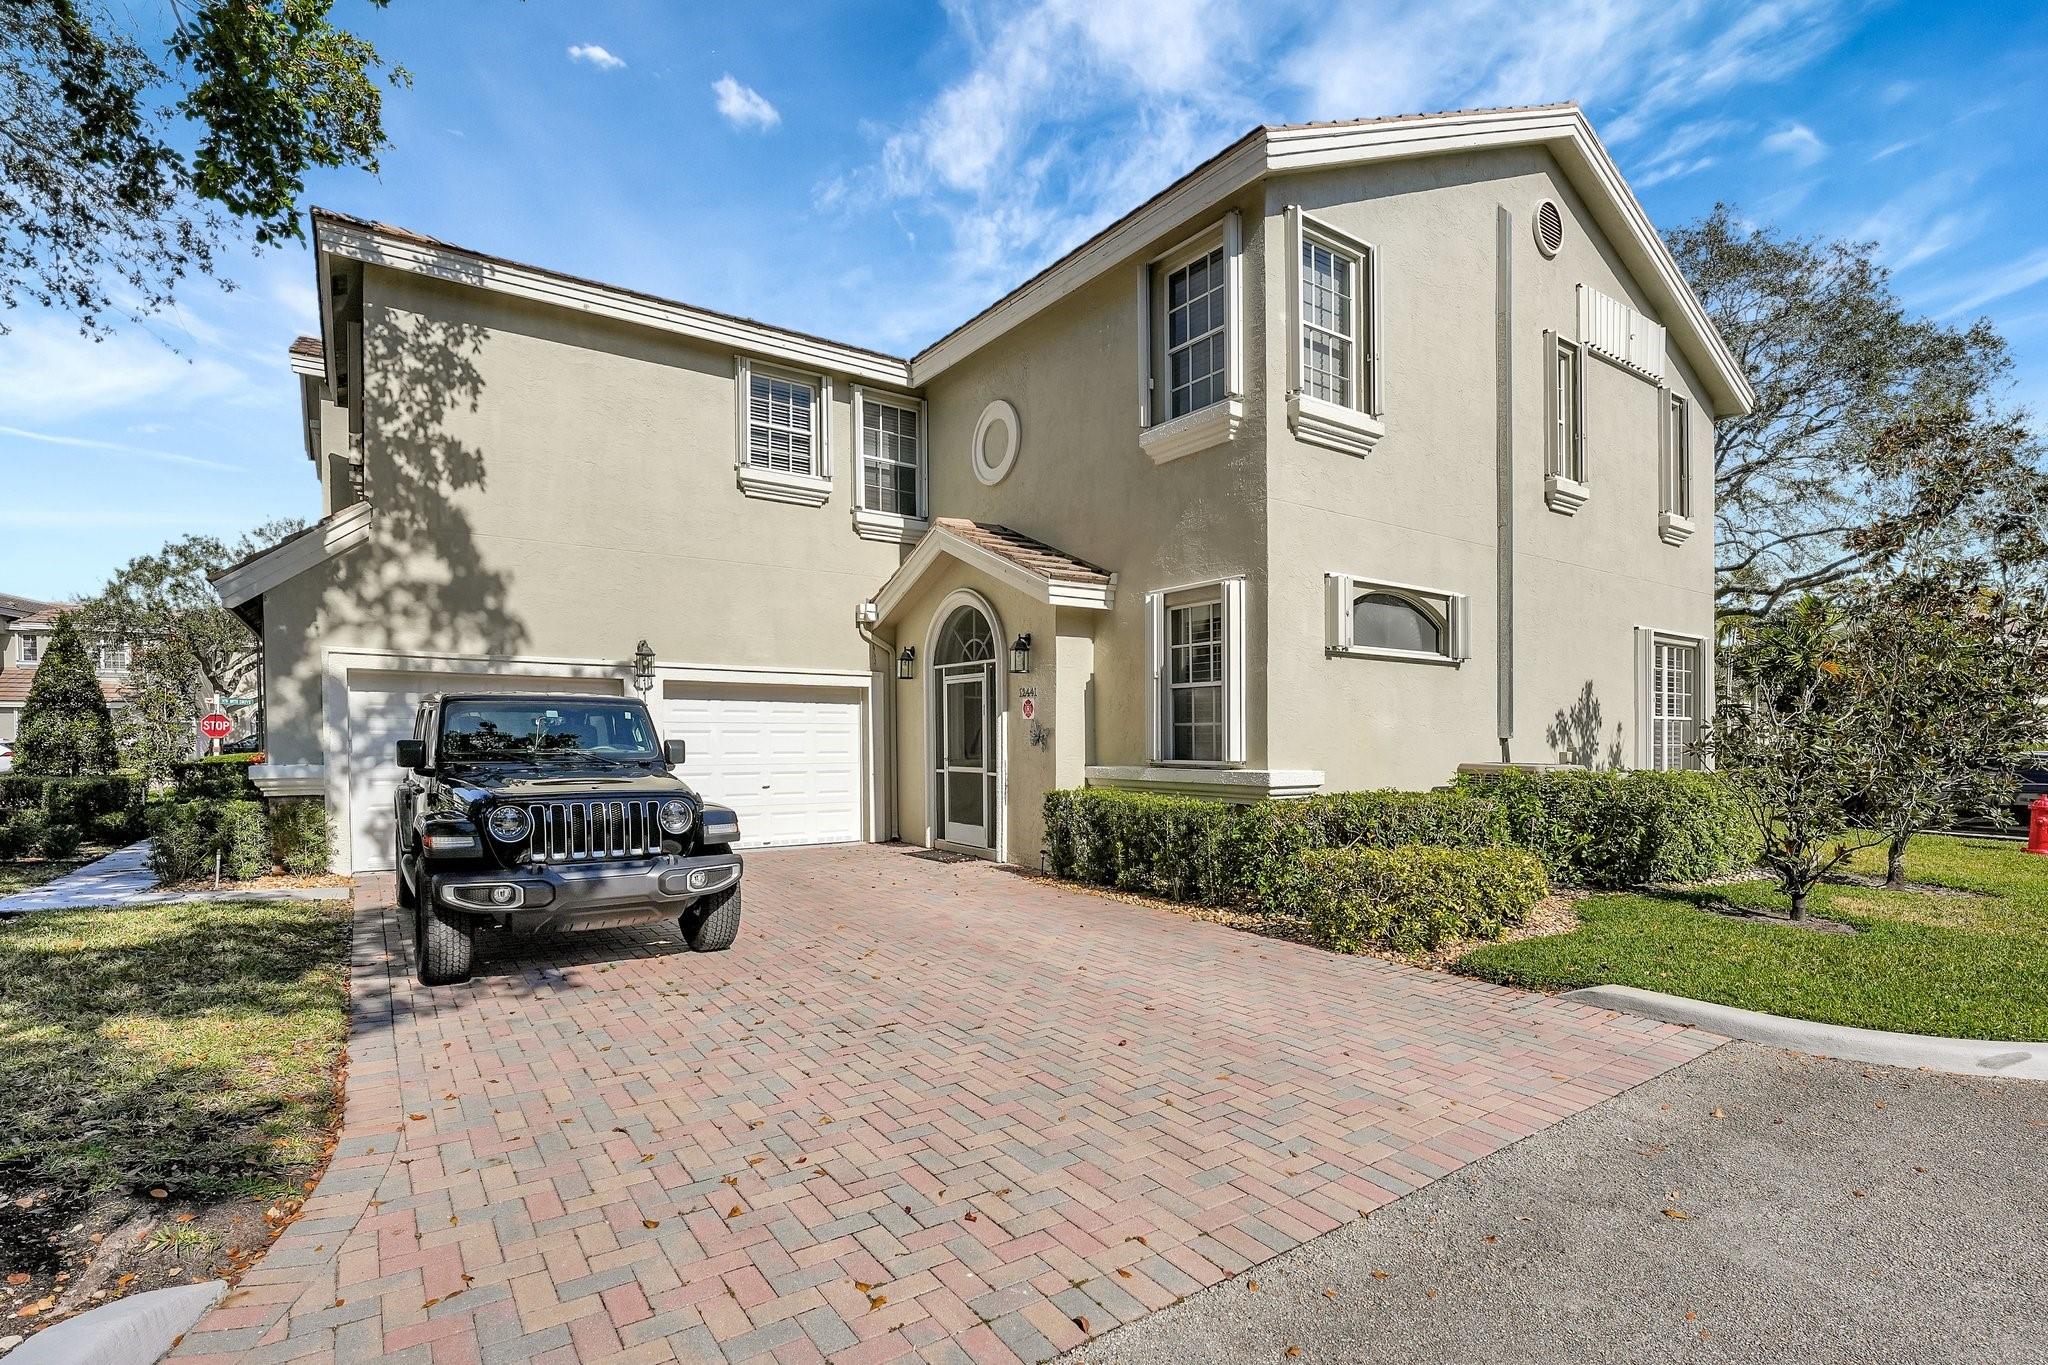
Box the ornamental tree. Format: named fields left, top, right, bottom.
left=14, top=614, right=119, bottom=777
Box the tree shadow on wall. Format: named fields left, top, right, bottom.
left=1546, top=681, right=1624, bottom=769
left=341, top=308, right=525, bottom=660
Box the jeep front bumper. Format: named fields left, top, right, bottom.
left=433, top=851, right=742, bottom=933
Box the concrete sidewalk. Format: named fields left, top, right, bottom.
left=0, top=841, right=349, bottom=914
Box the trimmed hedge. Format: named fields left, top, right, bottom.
left=0, top=809, right=49, bottom=860
left=1041, top=786, right=1509, bottom=908
left=146, top=799, right=270, bottom=883
left=170, top=754, right=262, bottom=801
left=0, top=774, right=145, bottom=842
left=1301, top=845, right=1549, bottom=952
left=1453, top=768, right=1759, bottom=888
left=270, top=799, right=333, bottom=876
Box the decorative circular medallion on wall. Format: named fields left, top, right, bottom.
left=971, top=399, right=1020, bottom=486
left=1534, top=199, right=1565, bottom=258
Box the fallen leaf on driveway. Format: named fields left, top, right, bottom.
left=1247, top=1280, right=1259, bottom=1292
left=1662, top=1209, right=1688, bottom=1220
left=1117, top=1268, right=1131, bottom=1279
left=643, top=1220, right=659, bottom=1229
left=409, top=1114, right=426, bottom=1121
left=1709, top=1109, right=1724, bottom=1119
left=868, top=1294, right=888, bottom=1312
left=1370, top=1270, right=1389, bottom=1280
left=727, top=1206, right=741, bottom=1219
left=1286, top=1348, right=1303, bottom=1358
left=1074, top=1315, right=1091, bottom=1331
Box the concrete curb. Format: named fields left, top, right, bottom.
left=2, top=1280, right=225, bottom=1364
left=1563, top=985, right=2048, bottom=1081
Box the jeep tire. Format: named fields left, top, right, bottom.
left=683, top=884, right=741, bottom=952
left=413, top=877, right=477, bottom=985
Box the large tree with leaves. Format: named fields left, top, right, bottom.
left=1668, top=207, right=2048, bottom=618
left=2, top=0, right=405, bottom=335
left=79, top=521, right=303, bottom=778
left=15, top=614, right=120, bottom=776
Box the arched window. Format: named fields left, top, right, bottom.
left=936, top=606, right=995, bottom=665
left=1352, top=591, right=1442, bottom=655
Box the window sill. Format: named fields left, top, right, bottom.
left=1657, top=511, right=1696, bottom=546
left=1139, top=396, right=1244, bottom=465
left=737, top=465, right=831, bottom=507
left=1288, top=392, right=1385, bottom=458
left=1327, top=645, right=1462, bottom=667
left=852, top=507, right=929, bottom=544
left=1544, top=474, right=1590, bottom=515
left=1085, top=765, right=1324, bottom=801
left=249, top=764, right=325, bottom=798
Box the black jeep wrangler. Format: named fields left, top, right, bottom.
left=393, top=692, right=744, bottom=984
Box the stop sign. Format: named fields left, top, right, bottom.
left=199, top=713, right=233, bottom=740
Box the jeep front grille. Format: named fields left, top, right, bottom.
left=524, top=798, right=665, bottom=863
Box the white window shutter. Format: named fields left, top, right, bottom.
left=818, top=375, right=834, bottom=479
left=1223, top=209, right=1244, bottom=397
left=1145, top=590, right=1166, bottom=762
left=1571, top=342, right=1587, bottom=481
left=1136, top=263, right=1153, bottom=428
left=1364, top=242, right=1383, bottom=417
left=733, top=356, right=752, bottom=468
left=1221, top=577, right=1247, bottom=764
left=1325, top=573, right=1348, bottom=651
left=1450, top=593, right=1472, bottom=661
left=1633, top=627, right=1654, bottom=769
left=1284, top=206, right=1304, bottom=398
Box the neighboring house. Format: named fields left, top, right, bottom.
left=0, top=597, right=130, bottom=752
left=215, top=103, right=1752, bottom=876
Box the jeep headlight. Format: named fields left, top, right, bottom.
left=658, top=798, right=694, bottom=835
left=486, top=805, right=530, bottom=841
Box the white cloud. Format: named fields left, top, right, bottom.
left=567, top=44, right=625, bottom=71
left=0, top=424, right=239, bottom=472
left=1761, top=120, right=1828, bottom=166
left=1937, top=247, right=2048, bottom=318
left=0, top=317, right=249, bottom=423
left=713, top=75, right=781, bottom=131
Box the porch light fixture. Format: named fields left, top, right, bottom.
left=1009, top=633, right=1033, bottom=674
left=631, top=639, right=656, bottom=696
left=896, top=645, right=917, bottom=680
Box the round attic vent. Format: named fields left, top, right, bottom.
left=1535, top=199, right=1565, bottom=258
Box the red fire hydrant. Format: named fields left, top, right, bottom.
left=2029, top=796, right=2048, bottom=856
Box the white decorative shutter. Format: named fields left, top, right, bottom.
left=1223, top=210, right=1244, bottom=397
left=1450, top=593, right=1472, bottom=661
left=1221, top=577, right=1247, bottom=764
left=1364, top=242, right=1384, bottom=417
left=1633, top=627, right=1654, bottom=769
left=1145, top=591, right=1166, bottom=762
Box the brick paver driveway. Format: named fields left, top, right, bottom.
left=174, top=845, right=1717, bottom=1364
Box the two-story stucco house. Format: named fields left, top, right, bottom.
left=0, top=595, right=130, bottom=761
left=215, top=104, right=1752, bottom=875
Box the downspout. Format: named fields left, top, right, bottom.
left=855, top=607, right=897, bottom=841
left=1494, top=205, right=1517, bottom=762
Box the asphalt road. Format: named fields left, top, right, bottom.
left=1059, top=1042, right=2048, bottom=1365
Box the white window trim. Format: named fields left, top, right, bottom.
left=735, top=356, right=832, bottom=506
left=1634, top=627, right=1712, bottom=770
left=17, top=633, right=40, bottom=664
left=1136, top=212, right=1245, bottom=465
left=1145, top=576, right=1247, bottom=765
left=1658, top=386, right=1696, bottom=545
left=1545, top=331, right=1588, bottom=514
left=1285, top=206, right=1385, bottom=458
left=1325, top=574, right=1468, bottom=665
left=850, top=384, right=929, bottom=543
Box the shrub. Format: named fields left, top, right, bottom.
left=2, top=774, right=147, bottom=841
left=37, top=821, right=84, bottom=860
left=170, top=754, right=262, bottom=801
left=12, top=615, right=118, bottom=776
left=270, top=800, right=332, bottom=875
left=1042, top=787, right=1509, bottom=909
left=0, top=809, right=49, bottom=860
left=145, top=798, right=271, bottom=883
left=1453, top=768, right=1759, bottom=888
left=1300, top=845, right=1549, bottom=953
left=90, top=809, right=138, bottom=846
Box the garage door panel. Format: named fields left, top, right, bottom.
left=664, top=685, right=863, bottom=849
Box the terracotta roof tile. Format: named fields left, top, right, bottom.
left=0, top=593, right=52, bottom=619
left=0, top=669, right=126, bottom=706
left=935, top=518, right=1112, bottom=584
left=289, top=334, right=323, bottom=360
left=12, top=603, right=79, bottom=626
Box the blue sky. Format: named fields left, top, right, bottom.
left=4, top=0, right=2046, bottom=600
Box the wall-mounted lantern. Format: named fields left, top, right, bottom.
left=896, top=646, right=917, bottom=680
left=631, top=639, right=657, bottom=696
left=1009, top=633, right=1033, bottom=675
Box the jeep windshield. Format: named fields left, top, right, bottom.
left=438, top=699, right=661, bottom=763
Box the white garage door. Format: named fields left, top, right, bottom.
left=664, top=684, right=863, bottom=848
left=344, top=670, right=621, bottom=873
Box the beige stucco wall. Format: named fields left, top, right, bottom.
left=261, top=265, right=910, bottom=767
left=1260, top=147, right=1717, bottom=790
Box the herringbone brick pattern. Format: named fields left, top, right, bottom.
left=171, top=845, right=1717, bottom=1363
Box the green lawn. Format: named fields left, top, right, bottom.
left=1458, top=833, right=2048, bottom=1041
left=0, top=899, right=350, bottom=1197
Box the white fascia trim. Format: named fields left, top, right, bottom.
left=1544, top=474, right=1591, bottom=515
left=1288, top=393, right=1385, bottom=458
left=737, top=465, right=833, bottom=507
left=249, top=764, right=326, bottom=798
left=1085, top=766, right=1324, bottom=801
left=871, top=525, right=1116, bottom=622
left=288, top=352, right=323, bottom=380
left=911, top=107, right=1752, bottom=418
left=852, top=507, right=930, bottom=544
left=1658, top=511, right=1697, bottom=546
left=317, top=218, right=911, bottom=388
left=1139, top=397, right=1244, bottom=465
left=214, top=501, right=373, bottom=608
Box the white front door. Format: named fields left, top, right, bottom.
left=937, top=664, right=995, bottom=850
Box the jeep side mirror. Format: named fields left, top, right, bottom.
left=664, top=739, right=687, bottom=765
left=395, top=739, right=426, bottom=771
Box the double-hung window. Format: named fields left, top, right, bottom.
left=1650, top=637, right=1700, bottom=771
left=851, top=388, right=927, bottom=542
left=1138, top=213, right=1244, bottom=464
left=734, top=358, right=832, bottom=506
left=1146, top=578, right=1246, bottom=764
left=1545, top=334, right=1588, bottom=513
left=18, top=634, right=39, bottom=665
left=1285, top=207, right=1384, bottom=457
left=1659, top=390, right=1696, bottom=543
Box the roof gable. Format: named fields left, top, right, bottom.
left=869, top=520, right=1116, bottom=623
